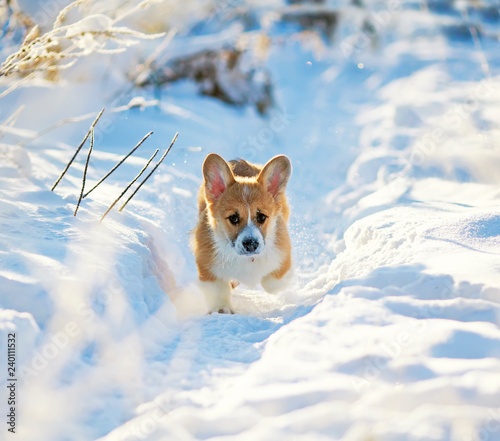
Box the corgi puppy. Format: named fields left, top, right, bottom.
left=192, top=154, right=292, bottom=313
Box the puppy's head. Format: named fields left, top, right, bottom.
left=203, top=154, right=291, bottom=256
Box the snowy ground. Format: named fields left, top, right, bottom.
left=1, top=1, right=500, bottom=440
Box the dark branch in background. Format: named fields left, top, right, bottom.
left=74, top=127, right=94, bottom=217
left=119, top=132, right=178, bottom=212
left=51, top=107, right=105, bottom=191
left=100, top=148, right=159, bottom=223
left=83, top=131, right=153, bottom=199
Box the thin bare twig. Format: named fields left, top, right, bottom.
left=17, top=100, right=158, bottom=147
left=53, top=0, right=90, bottom=28
left=100, top=148, right=159, bottom=223
left=109, top=29, right=177, bottom=104
left=119, top=132, right=178, bottom=212
left=112, top=0, right=164, bottom=25
left=0, top=105, right=24, bottom=129
left=0, top=70, right=37, bottom=99
left=83, top=131, right=153, bottom=199
left=0, top=105, right=24, bottom=142
left=132, top=28, right=177, bottom=85
left=51, top=107, right=105, bottom=191
left=74, top=127, right=94, bottom=217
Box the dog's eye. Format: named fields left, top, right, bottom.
left=256, top=212, right=267, bottom=224
left=228, top=214, right=240, bottom=225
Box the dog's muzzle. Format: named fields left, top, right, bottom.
left=234, top=225, right=264, bottom=256
left=242, top=238, right=260, bottom=254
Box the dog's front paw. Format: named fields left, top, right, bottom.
left=199, top=279, right=234, bottom=314
left=261, top=272, right=291, bottom=294
left=206, top=307, right=234, bottom=315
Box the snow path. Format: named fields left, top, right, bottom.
left=1, top=5, right=500, bottom=441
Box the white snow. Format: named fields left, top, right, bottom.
left=1, top=1, right=500, bottom=441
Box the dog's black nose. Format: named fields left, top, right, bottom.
left=242, top=238, right=259, bottom=253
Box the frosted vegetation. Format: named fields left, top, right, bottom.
left=1, top=1, right=500, bottom=440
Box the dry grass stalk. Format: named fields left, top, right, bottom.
left=53, top=0, right=91, bottom=28
left=17, top=99, right=158, bottom=148
left=119, top=132, right=178, bottom=212
left=0, top=1, right=166, bottom=78
left=0, top=105, right=24, bottom=142
left=0, top=70, right=38, bottom=100
left=74, top=127, right=94, bottom=216
left=51, top=107, right=105, bottom=191
left=83, top=130, right=153, bottom=198
left=100, top=148, right=159, bottom=223
left=111, top=0, right=165, bottom=26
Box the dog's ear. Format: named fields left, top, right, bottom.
left=203, top=153, right=235, bottom=203
left=258, top=155, right=292, bottom=198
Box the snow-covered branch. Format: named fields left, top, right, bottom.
left=0, top=1, right=166, bottom=78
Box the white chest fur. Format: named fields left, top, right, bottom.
left=213, top=246, right=283, bottom=286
